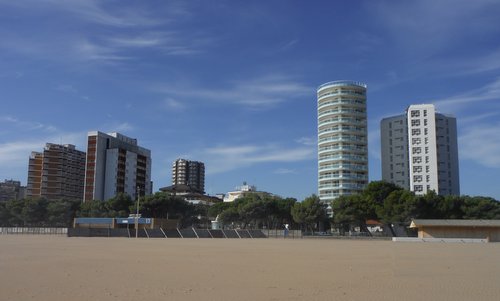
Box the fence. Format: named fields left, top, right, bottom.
left=263, top=229, right=302, bottom=239
left=0, top=227, right=68, bottom=235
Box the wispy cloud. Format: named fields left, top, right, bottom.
left=273, top=168, right=298, bottom=175
left=152, top=74, right=309, bottom=108
left=198, top=143, right=315, bottom=174
left=0, top=131, right=87, bottom=183
left=163, top=98, right=186, bottom=111
left=368, top=1, right=499, bottom=54
left=460, top=122, right=500, bottom=168
left=434, top=78, right=500, bottom=112
left=0, top=116, right=58, bottom=133
left=0, top=0, right=169, bottom=28
left=279, top=39, right=299, bottom=51
left=295, top=136, right=316, bottom=146
left=0, top=1, right=204, bottom=65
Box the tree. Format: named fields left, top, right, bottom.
left=47, top=199, right=81, bottom=226
left=291, top=194, right=326, bottom=232
left=77, top=200, right=108, bottom=217
left=106, top=193, right=133, bottom=217
left=331, top=194, right=375, bottom=233
left=207, top=201, right=232, bottom=219
left=362, top=181, right=402, bottom=205
left=22, top=198, right=49, bottom=226
left=0, top=202, right=11, bottom=226
left=462, top=196, right=500, bottom=219
left=138, top=192, right=195, bottom=227
left=376, top=189, right=416, bottom=223
left=238, top=199, right=267, bottom=228
left=218, top=207, right=240, bottom=226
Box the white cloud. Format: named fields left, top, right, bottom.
left=0, top=131, right=87, bottom=184
left=295, top=136, right=317, bottom=146
left=152, top=74, right=309, bottom=108
left=0, top=1, right=203, bottom=65
left=100, top=122, right=135, bottom=133
left=55, top=84, right=78, bottom=93
left=200, top=143, right=315, bottom=174
left=0, top=116, right=58, bottom=133
left=163, top=98, right=186, bottom=111
left=460, top=123, right=500, bottom=168
left=434, top=77, right=500, bottom=112
left=368, top=1, right=499, bottom=54
left=273, top=168, right=297, bottom=175
left=0, top=0, right=168, bottom=28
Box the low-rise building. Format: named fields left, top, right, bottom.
left=0, top=179, right=26, bottom=202
left=223, top=182, right=273, bottom=202
left=410, top=219, right=500, bottom=242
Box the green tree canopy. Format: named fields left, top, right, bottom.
left=291, top=194, right=326, bottom=232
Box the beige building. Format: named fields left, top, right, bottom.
left=84, top=132, right=152, bottom=202
left=26, top=143, right=86, bottom=200
left=410, top=219, right=500, bottom=242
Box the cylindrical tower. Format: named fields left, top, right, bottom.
left=317, top=80, right=368, bottom=204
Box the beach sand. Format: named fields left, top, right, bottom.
left=1, top=235, right=499, bottom=301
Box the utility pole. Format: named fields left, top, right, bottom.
left=135, top=186, right=140, bottom=238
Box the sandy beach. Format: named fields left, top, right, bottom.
left=1, top=236, right=499, bottom=301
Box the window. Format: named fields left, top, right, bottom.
left=412, top=147, right=422, bottom=154
left=423, top=110, right=427, bottom=117
left=412, top=138, right=421, bottom=145
left=426, top=175, right=430, bottom=182
left=411, top=110, right=420, bottom=117
left=414, top=175, right=423, bottom=182
left=413, top=166, right=422, bottom=173
left=424, top=119, right=428, bottom=126
left=411, top=119, right=420, bottom=126
left=413, top=156, right=422, bottom=163
left=426, top=166, right=430, bottom=172
left=412, top=129, right=421, bottom=136
left=414, top=185, right=423, bottom=192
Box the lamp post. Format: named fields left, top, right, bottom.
left=135, top=186, right=140, bottom=238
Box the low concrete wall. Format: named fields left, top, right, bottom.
left=0, top=227, right=68, bottom=235
left=393, top=237, right=488, bottom=243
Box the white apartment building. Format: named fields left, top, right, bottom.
left=380, top=104, right=460, bottom=195
left=317, top=81, right=369, bottom=204
left=84, top=131, right=152, bottom=201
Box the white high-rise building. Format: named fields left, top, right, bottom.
left=380, top=104, right=460, bottom=195
left=84, top=131, right=152, bottom=201
left=317, top=81, right=369, bottom=204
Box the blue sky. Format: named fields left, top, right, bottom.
left=1, top=0, right=499, bottom=201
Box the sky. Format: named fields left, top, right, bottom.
left=1, top=0, right=500, bottom=201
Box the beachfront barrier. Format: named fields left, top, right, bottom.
left=66, top=227, right=272, bottom=238
left=264, top=229, right=302, bottom=239
left=0, top=227, right=68, bottom=235
left=392, top=237, right=488, bottom=243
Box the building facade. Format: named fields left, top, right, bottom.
left=171, top=159, right=205, bottom=194
left=317, top=81, right=369, bottom=204
left=26, top=143, right=86, bottom=200
left=0, top=179, right=26, bottom=202
left=84, top=132, right=152, bottom=202
left=380, top=104, right=460, bottom=195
